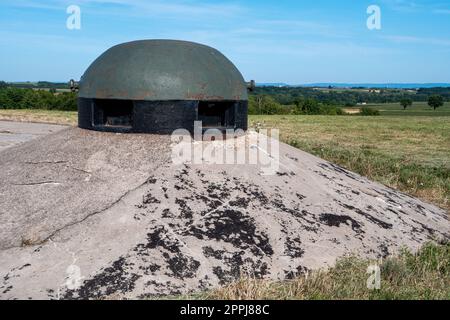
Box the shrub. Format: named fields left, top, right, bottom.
left=249, top=95, right=287, bottom=115
left=292, top=98, right=345, bottom=116
left=319, top=106, right=345, bottom=115
left=428, top=95, right=444, bottom=110
left=336, top=107, right=346, bottom=115
left=360, top=107, right=380, bottom=116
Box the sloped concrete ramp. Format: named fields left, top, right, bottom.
left=0, top=128, right=448, bottom=299
left=0, top=121, right=66, bottom=152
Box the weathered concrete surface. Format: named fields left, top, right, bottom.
left=0, top=121, right=67, bottom=152
left=0, top=128, right=449, bottom=300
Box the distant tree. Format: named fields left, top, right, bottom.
left=400, top=98, right=413, bottom=110
left=0, top=89, right=12, bottom=108
left=0, top=81, right=7, bottom=89
left=21, top=90, right=40, bottom=109
left=428, top=95, right=444, bottom=110
left=292, top=98, right=305, bottom=115
left=56, top=92, right=77, bottom=111
left=248, top=95, right=284, bottom=115
left=6, top=88, right=26, bottom=105
left=292, top=98, right=345, bottom=115
left=259, top=95, right=283, bottom=115
left=301, top=98, right=321, bottom=114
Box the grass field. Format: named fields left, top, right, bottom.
left=365, top=101, right=450, bottom=116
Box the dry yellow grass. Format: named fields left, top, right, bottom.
left=342, top=108, right=361, bottom=114
left=190, top=243, right=450, bottom=300
left=0, top=109, right=77, bottom=126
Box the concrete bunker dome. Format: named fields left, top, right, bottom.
left=78, top=39, right=251, bottom=134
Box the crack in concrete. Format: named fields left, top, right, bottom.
left=38, top=176, right=157, bottom=245
left=23, top=160, right=92, bottom=175
left=24, top=161, right=68, bottom=165
left=69, top=167, right=92, bottom=175
left=12, top=181, right=61, bottom=186
left=22, top=160, right=96, bottom=182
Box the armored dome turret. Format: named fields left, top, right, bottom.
left=77, top=40, right=250, bottom=133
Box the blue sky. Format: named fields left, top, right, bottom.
left=1, top=0, right=450, bottom=83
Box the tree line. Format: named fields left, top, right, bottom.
left=248, top=95, right=346, bottom=115
left=252, top=86, right=450, bottom=106
left=0, top=81, right=69, bottom=90
left=0, top=87, right=77, bottom=111
left=249, top=87, right=448, bottom=115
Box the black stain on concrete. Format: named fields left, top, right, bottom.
left=319, top=213, right=364, bottom=234
left=187, top=209, right=273, bottom=256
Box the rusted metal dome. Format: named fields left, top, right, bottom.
left=77, top=40, right=250, bottom=134
left=78, top=40, right=248, bottom=101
